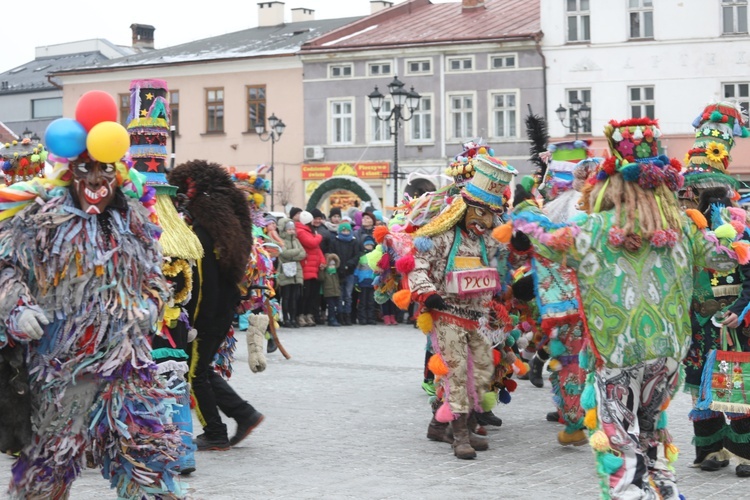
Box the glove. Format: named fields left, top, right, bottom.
left=16, top=306, right=49, bottom=340
left=510, top=231, right=531, bottom=251
left=424, top=293, right=447, bottom=311
left=187, top=328, right=198, bottom=343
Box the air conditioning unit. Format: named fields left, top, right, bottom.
left=304, top=145, right=325, bottom=161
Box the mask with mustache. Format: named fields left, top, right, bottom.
left=69, top=155, right=117, bottom=215
left=464, top=204, right=494, bottom=237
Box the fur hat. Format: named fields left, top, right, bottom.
left=325, top=253, right=340, bottom=267
left=299, top=210, right=313, bottom=225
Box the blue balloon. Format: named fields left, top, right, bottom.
left=44, top=118, right=87, bottom=158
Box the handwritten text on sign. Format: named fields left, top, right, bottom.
left=446, top=268, right=499, bottom=295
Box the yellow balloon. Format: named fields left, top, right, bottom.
left=86, top=121, right=130, bottom=163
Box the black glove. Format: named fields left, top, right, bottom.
left=511, top=275, right=536, bottom=302
left=510, top=231, right=531, bottom=252
left=424, top=293, right=448, bottom=311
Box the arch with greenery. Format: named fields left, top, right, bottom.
left=305, top=176, right=383, bottom=212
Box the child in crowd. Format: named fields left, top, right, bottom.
left=319, top=253, right=342, bottom=327
left=354, top=236, right=377, bottom=325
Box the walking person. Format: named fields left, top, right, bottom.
left=277, top=218, right=306, bottom=328
left=319, top=254, right=342, bottom=327
left=355, top=236, right=378, bottom=325
left=296, top=210, right=324, bottom=327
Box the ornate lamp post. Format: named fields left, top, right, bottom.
left=255, top=113, right=286, bottom=211
left=368, top=76, right=421, bottom=209
left=555, top=97, right=591, bottom=140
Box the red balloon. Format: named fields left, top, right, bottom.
left=75, top=90, right=118, bottom=132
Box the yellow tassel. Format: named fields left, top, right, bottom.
left=665, top=443, right=679, bottom=463
left=154, top=195, right=205, bottom=260
left=392, top=289, right=412, bottom=311
left=548, top=359, right=562, bottom=372
left=492, top=222, right=513, bottom=244
left=416, top=312, right=433, bottom=334
left=715, top=223, right=737, bottom=240
left=685, top=209, right=708, bottom=229
left=428, top=354, right=449, bottom=376
left=589, top=430, right=611, bottom=452
left=584, top=408, right=598, bottom=430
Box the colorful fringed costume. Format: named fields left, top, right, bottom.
left=0, top=164, right=187, bottom=499
left=514, top=117, right=749, bottom=499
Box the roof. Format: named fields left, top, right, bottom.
left=302, top=0, right=541, bottom=53
left=53, top=17, right=363, bottom=75
left=0, top=52, right=113, bottom=95
left=0, top=122, right=18, bottom=143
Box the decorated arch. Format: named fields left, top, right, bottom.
left=305, top=175, right=382, bottom=212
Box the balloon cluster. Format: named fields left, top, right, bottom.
left=44, top=91, right=130, bottom=163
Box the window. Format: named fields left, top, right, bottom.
left=629, top=0, right=654, bottom=39
left=629, top=86, right=655, bottom=119
left=723, top=0, right=748, bottom=34
left=567, top=88, right=592, bottom=133
left=169, top=90, right=180, bottom=134
left=447, top=57, right=473, bottom=72
left=723, top=82, right=750, bottom=115
left=410, top=95, right=433, bottom=142
left=31, top=97, right=62, bottom=119
left=406, top=59, right=432, bottom=75
left=449, top=94, right=474, bottom=140
left=491, top=92, right=518, bottom=139
left=370, top=99, right=392, bottom=143
left=330, top=99, right=353, bottom=144
left=566, top=0, right=591, bottom=42
left=368, top=62, right=392, bottom=76
left=206, top=88, right=224, bottom=133
left=329, top=64, right=353, bottom=78
left=247, top=85, right=266, bottom=132
left=119, top=93, right=130, bottom=126
left=490, top=54, right=517, bottom=69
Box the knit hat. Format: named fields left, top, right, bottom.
left=284, top=220, right=295, bottom=231
left=329, top=207, right=342, bottom=218
left=363, top=236, right=375, bottom=248
left=299, top=210, right=313, bottom=225
left=310, top=208, right=325, bottom=219
left=682, top=101, right=747, bottom=192
left=338, top=221, right=352, bottom=233
left=289, top=207, right=302, bottom=219
left=461, top=155, right=518, bottom=214
left=361, top=212, right=376, bottom=224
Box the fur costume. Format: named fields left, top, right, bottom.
left=0, top=161, right=186, bottom=499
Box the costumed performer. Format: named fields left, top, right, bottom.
left=0, top=95, right=187, bottom=498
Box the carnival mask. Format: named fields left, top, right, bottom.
left=70, top=157, right=117, bottom=215
left=464, top=205, right=494, bottom=236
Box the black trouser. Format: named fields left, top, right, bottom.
left=190, top=334, right=256, bottom=439
left=301, top=278, right=320, bottom=318
left=280, top=283, right=301, bottom=323
left=357, top=287, right=376, bottom=324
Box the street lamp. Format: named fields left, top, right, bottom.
left=255, top=112, right=285, bottom=211
left=368, top=76, right=421, bottom=209
left=556, top=97, right=591, bottom=140
left=21, top=128, right=33, bottom=140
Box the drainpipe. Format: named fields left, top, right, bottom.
left=534, top=32, right=547, bottom=121
left=46, top=74, right=62, bottom=89
left=439, top=52, right=446, bottom=184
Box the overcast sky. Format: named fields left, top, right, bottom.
left=1, top=0, right=435, bottom=73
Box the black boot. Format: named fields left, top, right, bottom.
left=692, top=416, right=728, bottom=470
left=546, top=410, right=561, bottom=423
left=266, top=337, right=277, bottom=353
left=476, top=410, right=503, bottom=427
left=529, top=354, right=546, bottom=388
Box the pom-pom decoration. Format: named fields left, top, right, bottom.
left=416, top=311, right=433, bottom=334
left=504, top=378, right=517, bottom=392
left=584, top=408, right=598, bottom=430
left=598, top=452, right=624, bottom=475
left=492, top=222, right=513, bottom=244
left=498, top=388, right=511, bottom=404
left=435, top=402, right=456, bottom=423
left=428, top=354, right=449, bottom=376
left=685, top=209, right=708, bottom=229
left=492, top=349, right=501, bottom=366
left=481, top=391, right=497, bottom=411
left=589, top=430, right=611, bottom=452
left=715, top=223, right=737, bottom=241
left=394, top=254, right=415, bottom=275
left=373, top=225, right=389, bottom=244
left=392, top=289, right=412, bottom=311
left=665, top=443, right=679, bottom=463
left=731, top=241, right=750, bottom=265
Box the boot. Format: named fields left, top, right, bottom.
left=546, top=410, right=561, bottom=423
left=426, top=416, right=453, bottom=444
left=306, top=314, right=317, bottom=327
left=691, top=416, right=729, bottom=470
left=476, top=410, right=503, bottom=427
left=450, top=414, right=477, bottom=459
left=558, top=429, right=588, bottom=446
left=725, top=416, right=750, bottom=476
left=266, top=337, right=278, bottom=353
left=529, top=354, right=545, bottom=388
left=297, top=314, right=309, bottom=327
left=342, top=315, right=352, bottom=326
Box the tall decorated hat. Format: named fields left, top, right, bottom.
left=539, top=140, right=590, bottom=200
left=461, top=154, right=518, bottom=214
left=127, top=78, right=202, bottom=261
left=0, top=137, right=47, bottom=185
left=446, top=139, right=495, bottom=187
left=682, top=101, right=747, bottom=193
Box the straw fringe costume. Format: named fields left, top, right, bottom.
left=0, top=173, right=186, bottom=499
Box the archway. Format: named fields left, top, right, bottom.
left=306, top=175, right=383, bottom=212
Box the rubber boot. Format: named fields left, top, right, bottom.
left=450, top=414, right=477, bottom=459
left=426, top=416, right=453, bottom=444
left=691, top=416, right=729, bottom=470
left=529, top=354, right=545, bottom=388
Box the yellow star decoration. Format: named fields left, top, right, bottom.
left=140, top=109, right=148, bottom=117
left=711, top=129, right=721, bottom=137
left=145, top=92, right=154, bottom=100
left=711, top=276, right=719, bottom=286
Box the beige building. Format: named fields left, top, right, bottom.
left=51, top=4, right=360, bottom=211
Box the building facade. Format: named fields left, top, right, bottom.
left=300, top=0, right=544, bottom=211
left=542, top=0, right=750, bottom=178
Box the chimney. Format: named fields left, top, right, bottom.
left=370, top=1, right=394, bottom=14
left=291, top=7, right=315, bottom=23
left=130, top=24, right=155, bottom=50
left=462, top=0, right=486, bottom=10
left=258, top=1, right=285, bottom=27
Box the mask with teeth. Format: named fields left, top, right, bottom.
left=69, top=153, right=118, bottom=215
left=464, top=204, right=494, bottom=237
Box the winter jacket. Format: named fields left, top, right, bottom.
left=353, top=254, right=375, bottom=287
left=295, top=221, right=324, bottom=280
left=277, top=218, right=306, bottom=287
left=328, top=235, right=362, bottom=278
left=318, top=253, right=341, bottom=297
left=355, top=226, right=374, bottom=244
